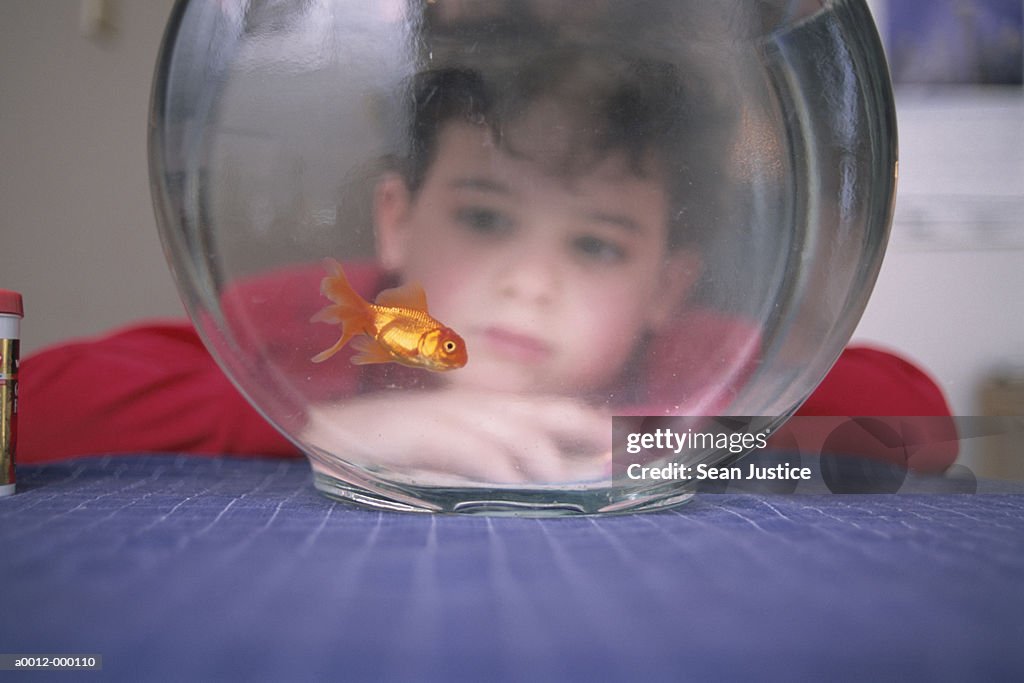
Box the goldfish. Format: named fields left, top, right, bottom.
left=311, top=259, right=468, bottom=372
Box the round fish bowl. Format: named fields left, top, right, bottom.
left=149, top=0, right=896, bottom=514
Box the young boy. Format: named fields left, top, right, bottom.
left=298, top=51, right=952, bottom=485
left=297, top=53, right=737, bottom=484
left=18, top=50, right=953, bottom=483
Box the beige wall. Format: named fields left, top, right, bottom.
left=1, top=0, right=182, bottom=354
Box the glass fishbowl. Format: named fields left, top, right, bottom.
left=149, top=0, right=896, bottom=514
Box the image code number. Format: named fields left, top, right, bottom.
left=0, top=655, right=103, bottom=670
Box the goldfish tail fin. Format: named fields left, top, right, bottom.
left=311, top=335, right=353, bottom=364
left=318, top=259, right=370, bottom=308
left=349, top=336, right=396, bottom=366
left=310, top=260, right=373, bottom=363
left=310, top=304, right=349, bottom=325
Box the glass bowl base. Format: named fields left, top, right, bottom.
left=312, top=471, right=695, bottom=517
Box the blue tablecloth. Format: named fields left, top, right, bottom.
left=2, top=454, right=1023, bottom=682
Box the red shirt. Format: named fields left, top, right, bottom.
left=19, top=263, right=954, bottom=469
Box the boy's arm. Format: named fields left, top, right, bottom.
left=798, top=345, right=952, bottom=418
left=795, top=345, right=957, bottom=473
left=20, top=311, right=955, bottom=470
left=18, top=321, right=300, bottom=463
left=16, top=262, right=380, bottom=463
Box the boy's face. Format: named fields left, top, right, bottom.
left=376, top=122, right=698, bottom=395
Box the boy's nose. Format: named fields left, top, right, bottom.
left=495, top=254, right=559, bottom=305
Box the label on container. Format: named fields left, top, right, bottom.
left=0, top=338, right=19, bottom=487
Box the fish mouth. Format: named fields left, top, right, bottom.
left=479, top=326, right=553, bottom=364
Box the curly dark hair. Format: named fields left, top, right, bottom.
left=396, top=46, right=733, bottom=248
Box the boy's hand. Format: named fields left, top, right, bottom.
left=304, top=390, right=612, bottom=485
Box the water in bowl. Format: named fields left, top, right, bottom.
left=150, top=0, right=895, bottom=514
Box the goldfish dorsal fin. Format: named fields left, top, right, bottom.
left=374, top=282, right=428, bottom=312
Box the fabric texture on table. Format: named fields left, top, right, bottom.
left=1, top=454, right=1023, bottom=682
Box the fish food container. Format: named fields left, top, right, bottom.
left=149, top=0, right=896, bottom=515
left=0, top=290, right=23, bottom=497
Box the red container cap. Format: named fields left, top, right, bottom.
left=0, top=290, right=24, bottom=317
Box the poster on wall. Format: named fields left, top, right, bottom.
left=883, top=0, right=1022, bottom=86
left=867, top=0, right=1024, bottom=251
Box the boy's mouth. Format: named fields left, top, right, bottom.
left=479, top=326, right=553, bottom=364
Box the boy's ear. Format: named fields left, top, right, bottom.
left=646, top=250, right=702, bottom=330
left=373, top=172, right=413, bottom=271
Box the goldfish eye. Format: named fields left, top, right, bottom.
left=443, top=340, right=457, bottom=353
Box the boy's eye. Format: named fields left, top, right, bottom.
left=572, top=235, right=628, bottom=264
left=455, top=207, right=512, bottom=236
